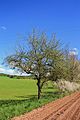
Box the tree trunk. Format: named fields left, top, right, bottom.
left=37, top=78, right=41, bottom=99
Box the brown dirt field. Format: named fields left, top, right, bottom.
left=12, top=91, right=80, bottom=120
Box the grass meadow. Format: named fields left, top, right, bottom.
left=0, top=76, right=37, bottom=100
left=0, top=76, right=68, bottom=120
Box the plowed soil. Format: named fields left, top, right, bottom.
left=12, top=91, right=80, bottom=120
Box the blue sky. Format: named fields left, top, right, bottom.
left=0, top=0, right=80, bottom=74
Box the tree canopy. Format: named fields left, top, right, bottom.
left=5, top=30, right=76, bottom=99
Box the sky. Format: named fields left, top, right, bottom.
left=0, top=0, right=80, bottom=74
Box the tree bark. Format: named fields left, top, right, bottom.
left=37, top=78, right=41, bottom=99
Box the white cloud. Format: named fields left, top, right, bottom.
left=0, top=65, right=28, bottom=76
left=7, top=69, right=15, bottom=75
left=1, top=26, right=7, bottom=30
left=73, top=48, right=77, bottom=51
left=0, top=67, right=6, bottom=73
left=69, top=48, right=78, bottom=56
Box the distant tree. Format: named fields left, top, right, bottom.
left=5, top=30, right=65, bottom=99
left=65, top=49, right=80, bottom=82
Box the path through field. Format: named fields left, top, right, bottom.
left=12, top=91, right=80, bottom=120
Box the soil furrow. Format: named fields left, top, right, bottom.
left=12, top=92, right=80, bottom=120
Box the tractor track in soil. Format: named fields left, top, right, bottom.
left=12, top=91, right=80, bottom=120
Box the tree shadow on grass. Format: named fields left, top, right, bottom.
left=0, top=94, right=38, bottom=107
left=15, top=94, right=37, bottom=99
left=42, top=90, right=66, bottom=99
left=0, top=90, right=65, bottom=107
left=44, top=86, right=54, bottom=89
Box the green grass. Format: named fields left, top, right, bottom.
left=0, top=76, right=37, bottom=99
left=0, top=76, right=69, bottom=120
